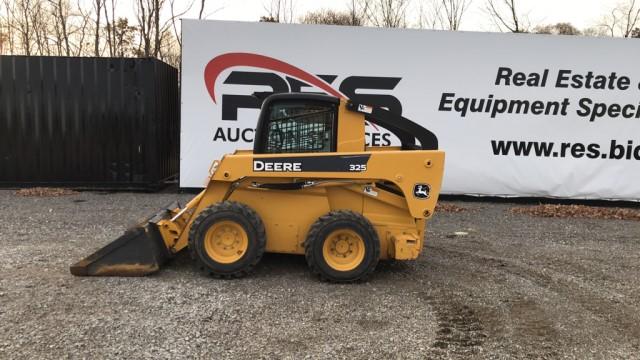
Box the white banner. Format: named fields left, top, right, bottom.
left=181, top=19, right=640, bottom=201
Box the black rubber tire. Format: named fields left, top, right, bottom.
left=188, top=201, right=266, bottom=278
left=304, top=210, right=380, bottom=283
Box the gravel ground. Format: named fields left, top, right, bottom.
left=0, top=190, right=639, bottom=359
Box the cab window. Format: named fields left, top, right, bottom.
left=263, top=101, right=336, bottom=153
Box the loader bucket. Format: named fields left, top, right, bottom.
left=70, top=222, right=171, bottom=277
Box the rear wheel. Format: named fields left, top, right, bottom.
left=189, top=201, right=266, bottom=278
left=305, top=211, right=380, bottom=283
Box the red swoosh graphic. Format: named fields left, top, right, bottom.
left=203, top=52, right=346, bottom=103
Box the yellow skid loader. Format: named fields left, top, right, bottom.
left=71, top=93, right=445, bottom=282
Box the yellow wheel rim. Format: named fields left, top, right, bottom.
left=322, top=229, right=365, bottom=272
left=203, top=220, right=249, bottom=264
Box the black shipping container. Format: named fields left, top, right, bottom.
left=0, top=56, right=179, bottom=190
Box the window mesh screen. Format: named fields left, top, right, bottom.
left=264, top=103, right=335, bottom=153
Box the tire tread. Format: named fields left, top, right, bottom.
left=188, top=201, right=266, bottom=279
left=304, top=210, right=380, bottom=283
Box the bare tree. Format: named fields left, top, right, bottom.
left=169, top=0, right=194, bottom=47
left=112, top=18, right=135, bottom=56
left=74, top=0, right=92, bottom=55
left=47, top=0, right=72, bottom=55
left=0, top=0, right=188, bottom=66
left=262, top=0, right=280, bottom=22
left=198, top=0, right=224, bottom=19
left=440, top=0, right=472, bottom=30
left=599, top=0, right=640, bottom=37
left=134, top=0, right=177, bottom=57
left=417, top=0, right=441, bottom=29
left=31, top=1, right=54, bottom=55
left=134, top=0, right=183, bottom=66
left=93, top=0, right=103, bottom=55
left=347, top=0, right=369, bottom=26
left=0, top=7, right=5, bottom=54
left=153, top=0, right=160, bottom=56
left=198, top=0, right=206, bottom=19
left=10, top=0, right=36, bottom=55
left=485, top=0, right=529, bottom=33
left=1, top=0, right=17, bottom=54
left=263, top=0, right=296, bottom=23
left=134, top=0, right=154, bottom=56
left=301, top=9, right=363, bottom=26
left=534, top=22, right=581, bottom=35
left=103, top=0, right=116, bottom=56
left=418, top=0, right=472, bottom=30
left=259, top=16, right=278, bottom=22
left=365, top=0, right=409, bottom=28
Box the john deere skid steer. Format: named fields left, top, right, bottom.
left=71, top=93, right=445, bottom=282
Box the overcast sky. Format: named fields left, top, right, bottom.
left=183, top=0, right=620, bottom=31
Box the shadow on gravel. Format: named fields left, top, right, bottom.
left=253, top=253, right=308, bottom=277
left=161, top=251, right=309, bottom=279
left=161, top=250, right=421, bottom=283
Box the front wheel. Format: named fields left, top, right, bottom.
left=305, top=211, right=380, bottom=283
left=188, top=201, right=266, bottom=278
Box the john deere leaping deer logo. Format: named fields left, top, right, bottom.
left=413, top=184, right=431, bottom=199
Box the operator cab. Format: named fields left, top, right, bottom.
left=253, top=92, right=438, bottom=154
left=253, top=93, right=339, bottom=154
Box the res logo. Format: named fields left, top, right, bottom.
left=203, top=53, right=403, bottom=146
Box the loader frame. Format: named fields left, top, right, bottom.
left=71, top=93, right=445, bottom=278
